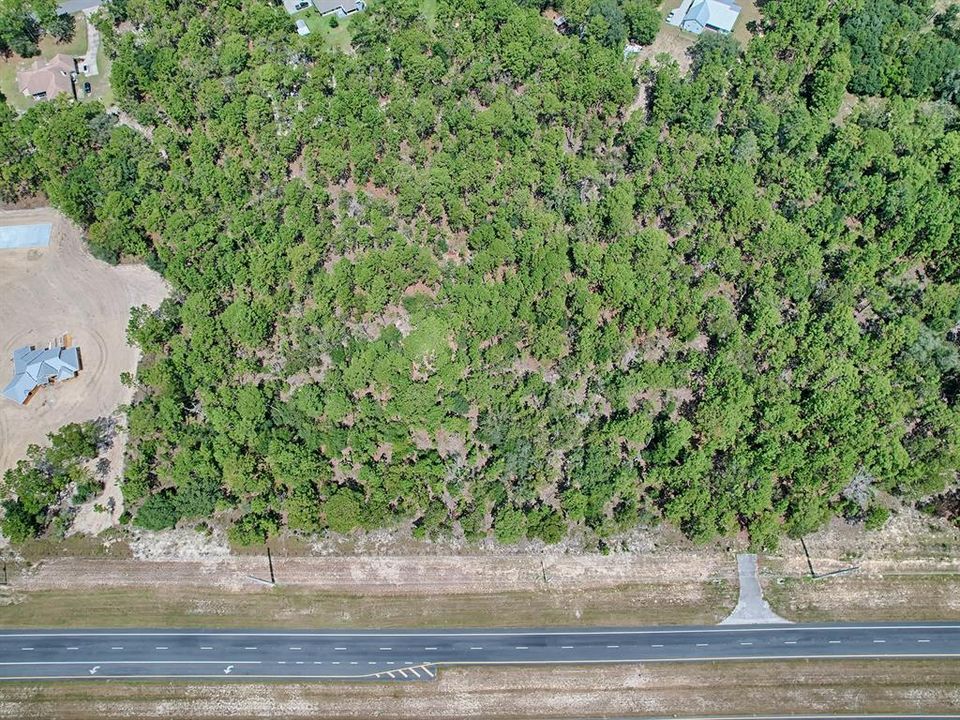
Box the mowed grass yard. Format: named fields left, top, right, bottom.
left=294, top=0, right=439, bottom=53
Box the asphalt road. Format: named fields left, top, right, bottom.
left=1, top=622, right=958, bottom=681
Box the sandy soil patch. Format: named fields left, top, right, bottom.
left=0, top=208, right=168, bottom=479
left=763, top=507, right=960, bottom=620
left=1, top=660, right=957, bottom=718
left=626, top=27, right=696, bottom=120
left=68, top=427, right=128, bottom=536
left=14, top=544, right=734, bottom=595
left=636, top=27, right=695, bottom=76
left=3, top=524, right=736, bottom=628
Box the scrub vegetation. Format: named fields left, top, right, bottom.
left=1, top=0, right=960, bottom=550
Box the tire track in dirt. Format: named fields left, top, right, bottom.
left=0, top=208, right=168, bottom=479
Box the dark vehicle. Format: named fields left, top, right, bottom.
left=83, top=81, right=92, bottom=95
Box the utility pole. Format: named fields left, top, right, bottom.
left=267, top=546, right=276, bottom=585
left=800, top=536, right=859, bottom=580
left=799, top=536, right=816, bottom=578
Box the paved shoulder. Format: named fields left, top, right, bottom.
left=721, top=554, right=790, bottom=625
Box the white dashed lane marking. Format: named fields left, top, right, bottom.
left=20, top=648, right=33, bottom=651
left=424, top=647, right=437, bottom=651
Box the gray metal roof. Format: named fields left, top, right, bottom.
left=0, top=223, right=52, bottom=250
left=681, top=0, right=741, bottom=33
left=314, top=0, right=365, bottom=15
left=2, top=345, right=81, bottom=404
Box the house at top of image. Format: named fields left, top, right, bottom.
left=2, top=343, right=81, bottom=405
left=281, top=0, right=366, bottom=17
left=16, top=54, right=78, bottom=102
left=667, top=0, right=741, bottom=34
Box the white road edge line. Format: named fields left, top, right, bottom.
left=5, top=657, right=960, bottom=684
left=3, top=624, right=958, bottom=638
left=0, top=661, right=264, bottom=666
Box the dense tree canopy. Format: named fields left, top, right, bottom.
left=0, top=0, right=75, bottom=57
left=1, top=0, right=959, bottom=548
left=0, top=422, right=103, bottom=541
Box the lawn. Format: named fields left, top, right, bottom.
left=36, top=13, right=89, bottom=58
left=421, top=0, right=439, bottom=27
left=733, top=0, right=761, bottom=45
left=296, top=8, right=356, bottom=53
left=295, top=0, right=437, bottom=53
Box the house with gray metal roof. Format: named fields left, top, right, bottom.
left=281, top=0, right=365, bottom=16
left=667, top=0, right=741, bottom=34
left=683, top=0, right=741, bottom=33
left=2, top=344, right=81, bottom=404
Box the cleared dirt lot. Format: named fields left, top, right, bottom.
left=635, top=27, right=695, bottom=76
left=1, top=660, right=957, bottom=718
left=0, top=208, right=168, bottom=476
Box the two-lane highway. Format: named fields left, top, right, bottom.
left=1, top=623, right=959, bottom=681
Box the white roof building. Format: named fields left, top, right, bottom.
left=667, top=0, right=741, bottom=34
left=281, top=0, right=366, bottom=16
left=2, top=344, right=81, bottom=404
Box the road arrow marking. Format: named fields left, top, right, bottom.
left=224, top=665, right=234, bottom=674
left=89, top=666, right=100, bottom=675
